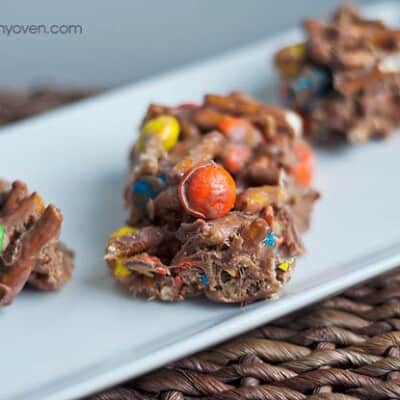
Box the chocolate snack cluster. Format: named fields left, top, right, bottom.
left=105, top=92, right=319, bottom=304
left=0, top=180, right=74, bottom=306
left=275, top=5, right=400, bottom=144
left=0, top=87, right=97, bottom=125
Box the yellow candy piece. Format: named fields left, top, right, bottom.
left=111, top=225, right=137, bottom=238
left=139, top=115, right=180, bottom=151
left=277, top=258, right=295, bottom=272
left=236, top=186, right=287, bottom=214
left=224, top=267, right=238, bottom=278
left=275, top=43, right=306, bottom=78
left=33, top=193, right=46, bottom=214
left=114, top=258, right=131, bottom=279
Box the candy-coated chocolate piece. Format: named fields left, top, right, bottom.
left=221, top=143, right=251, bottom=174
left=132, top=180, right=159, bottom=199
left=111, top=225, right=138, bottom=238
left=114, top=258, right=131, bottom=279
left=283, top=66, right=331, bottom=113
left=263, top=231, right=276, bottom=248
left=157, top=173, right=168, bottom=184
left=224, top=267, right=238, bottom=277
left=218, top=116, right=254, bottom=144
left=236, top=186, right=287, bottom=214
left=277, top=258, right=294, bottom=272
left=33, top=193, right=46, bottom=214
left=291, top=142, right=315, bottom=186
left=178, top=162, right=236, bottom=219
left=218, top=116, right=245, bottom=135
left=201, top=273, right=209, bottom=286
left=140, top=115, right=180, bottom=151
left=132, top=174, right=168, bottom=198
left=0, top=225, right=5, bottom=255
left=275, top=43, right=307, bottom=78
left=130, top=174, right=168, bottom=218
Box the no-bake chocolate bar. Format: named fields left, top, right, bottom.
left=0, top=180, right=74, bottom=306
left=105, top=92, right=319, bottom=304
left=275, top=5, right=400, bottom=144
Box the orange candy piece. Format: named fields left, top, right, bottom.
left=291, top=142, right=315, bottom=186
left=178, top=162, right=237, bottom=219
left=221, top=143, right=251, bottom=174
left=218, top=116, right=251, bottom=141
left=218, top=116, right=243, bottom=134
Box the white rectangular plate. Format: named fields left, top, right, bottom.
left=2, top=3, right=400, bottom=400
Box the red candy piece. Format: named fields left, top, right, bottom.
left=291, top=142, right=315, bottom=186
left=178, top=162, right=237, bottom=219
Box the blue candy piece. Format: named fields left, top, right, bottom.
left=201, top=273, right=209, bottom=287
left=132, top=180, right=158, bottom=199
left=157, top=173, right=168, bottom=184
left=294, top=76, right=312, bottom=91
left=263, top=231, right=276, bottom=248
left=286, top=66, right=331, bottom=112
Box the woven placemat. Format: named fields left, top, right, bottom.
left=90, top=268, right=400, bottom=400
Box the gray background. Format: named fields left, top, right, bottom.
left=1, top=0, right=371, bottom=87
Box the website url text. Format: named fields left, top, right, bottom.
left=0, top=24, right=83, bottom=36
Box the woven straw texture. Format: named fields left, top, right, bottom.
left=90, top=268, right=400, bottom=400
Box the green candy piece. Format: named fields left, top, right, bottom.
left=0, top=225, right=5, bottom=255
